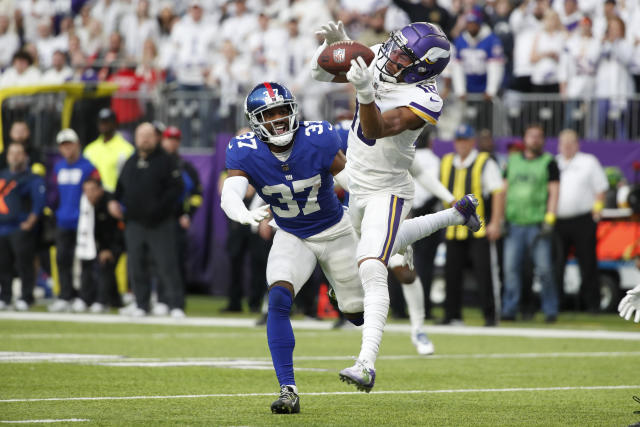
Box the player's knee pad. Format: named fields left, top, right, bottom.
left=268, top=285, right=293, bottom=314
left=359, top=259, right=389, bottom=293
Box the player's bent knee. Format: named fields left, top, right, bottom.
left=357, top=256, right=386, bottom=267
left=358, top=258, right=389, bottom=291
left=344, top=311, right=364, bottom=326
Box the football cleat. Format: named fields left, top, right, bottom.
left=454, top=194, right=482, bottom=232
left=270, top=385, right=300, bottom=414
left=412, top=332, right=435, bottom=356
left=339, top=360, right=376, bottom=393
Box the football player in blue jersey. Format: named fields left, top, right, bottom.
left=221, top=82, right=481, bottom=413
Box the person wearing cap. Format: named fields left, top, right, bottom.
left=439, top=124, right=505, bottom=326
left=0, top=141, right=46, bottom=311
left=49, top=129, right=100, bottom=313
left=500, top=123, right=559, bottom=323
left=451, top=6, right=505, bottom=130
left=160, top=125, right=202, bottom=306
left=84, top=108, right=134, bottom=193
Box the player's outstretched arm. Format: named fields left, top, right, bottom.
left=311, top=21, right=350, bottom=83
left=618, top=284, right=640, bottom=323
left=220, top=170, right=270, bottom=226
left=329, top=149, right=350, bottom=191
left=347, top=57, right=424, bottom=139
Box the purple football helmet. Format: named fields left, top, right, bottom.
left=376, top=22, right=451, bottom=84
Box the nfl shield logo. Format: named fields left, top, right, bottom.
left=333, top=48, right=346, bottom=63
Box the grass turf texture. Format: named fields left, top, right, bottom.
left=2, top=297, right=640, bottom=426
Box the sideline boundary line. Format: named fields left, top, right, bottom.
left=1, top=312, right=639, bottom=340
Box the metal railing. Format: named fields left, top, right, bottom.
left=2, top=87, right=638, bottom=155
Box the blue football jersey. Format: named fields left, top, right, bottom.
left=333, top=120, right=350, bottom=154
left=454, top=30, right=504, bottom=93
left=225, top=121, right=344, bottom=239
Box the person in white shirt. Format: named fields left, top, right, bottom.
left=41, top=50, right=73, bottom=84
left=595, top=16, right=635, bottom=139
left=0, top=50, right=42, bottom=88
left=558, top=16, right=600, bottom=136
left=118, top=0, right=160, bottom=61
left=530, top=9, right=567, bottom=93
left=246, top=13, right=288, bottom=83
left=0, top=14, right=19, bottom=70
left=35, top=17, right=66, bottom=69
left=555, top=129, right=608, bottom=313
left=219, top=0, right=258, bottom=50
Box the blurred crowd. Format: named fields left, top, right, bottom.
left=1, top=0, right=640, bottom=141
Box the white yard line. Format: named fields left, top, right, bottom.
left=1, top=311, right=639, bottom=340
left=1, top=385, right=638, bottom=403
left=0, top=419, right=89, bottom=423
left=3, top=351, right=640, bottom=365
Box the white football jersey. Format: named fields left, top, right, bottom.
left=345, top=45, right=444, bottom=200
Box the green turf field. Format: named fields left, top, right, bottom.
left=2, top=297, right=640, bottom=426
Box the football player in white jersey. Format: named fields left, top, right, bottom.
left=311, top=21, right=468, bottom=390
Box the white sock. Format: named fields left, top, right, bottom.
left=401, top=276, right=425, bottom=335
left=392, top=208, right=461, bottom=256
left=357, top=258, right=389, bottom=369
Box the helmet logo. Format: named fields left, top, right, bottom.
left=333, top=48, right=346, bottom=63
left=395, top=31, right=408, bottom=46
left=263, top=88, right=283, bottom=104
left=422, top=47, right=450, bottom=64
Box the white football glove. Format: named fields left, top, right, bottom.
left=347, top=56, right=375, bottom=104
left=618, top=284, right=640, bottom=323
left=240, top=205, right=271, bottom=227
left=315, top=20, right=349, bottom=45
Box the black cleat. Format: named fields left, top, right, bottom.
left=270, top=385, right=300, bottom=414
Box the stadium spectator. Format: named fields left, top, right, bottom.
left=76, top=177, right=124, bottom=313
left=161, top=125, right=203, bottom=288
left=0, top=121, right=46, bottom=177
left=109, top=122, right=185, bottom=317
left=0, top=14, right=20, bottom=70
left=49, top=128, right=100, bottom=313
left=84, top=108, right=135, bottom=193
left=559, top=16, right=599, bottom=136
left=486, top=0, right=514, bottom=85
left=41, top=50, right=72, bottom=84
left=530, top=10, right=566, bottom=94
left=452, top=6, right=505, bottom=130
left=18, top=0, right=55, bottom=44
left=501, top=123, right=559, bottom=323
left=0, top=141, right=45, bottom=311
left=595, top=17, right=634, bottom=139
left=0, top=50, right=41, bottom=88
left=555, top=0, right=582, bottom=32
left=508, top=0, right=546, bottom=95
left=77, top=18, right=104, bottom=58
left=358, top=6, right=390, bottom=48
left=91, top=0, right=128, bottom=38
left=247, top=13, right=288, bottom=83
left=555, top=129, right=608, bottom=313
left=119, top=0, right=159, bottom=61
left=391, top=0, right=454, bottom=38
left=220, top=0, right=258, bottom=48
left=439, top=124, right=504, bottom=326
left=95, top=32, right=128, bottom=80
left=163, top=0, right=216, bottom=146
left=207, top=39, right=251, bottom=132
left=34, top=17, right=65, bottom=69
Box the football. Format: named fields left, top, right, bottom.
left=317, top=40, right=375, bottom=77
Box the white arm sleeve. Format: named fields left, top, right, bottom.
left=486, top=60, right=504, bottom=97
left=451, top=60, right=467, bottom=96
left=409, top=162, right=455, bottom=204
left=220, top=175, right=251, bottom=224
left=333, top=169, right=350, bottom=192
left=310, top=41, right=335, bottom=82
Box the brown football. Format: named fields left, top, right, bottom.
left=317, top=40, right=375, bottom=76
